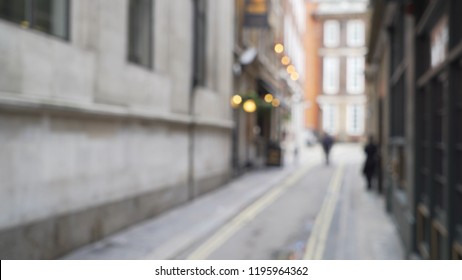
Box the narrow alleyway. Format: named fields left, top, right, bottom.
left=64, top=144, right=403, bottom=260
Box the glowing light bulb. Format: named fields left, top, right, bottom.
left=231, top=95, right=243, bottom=108
left=274, top=43, right=284, bottom=54
left=243, top=99, right=257, bottom=113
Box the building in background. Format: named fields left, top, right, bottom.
left=0, top=0, right=234, bottom=259
left=304, top=0, right=322, bottom=137
left=311, top=0, right=368, bottom=141
left=366, top=0, right=462, bottom=259
left=232, top=0, right=306, bottom=171
left=281, top=0, right=307, bottom=153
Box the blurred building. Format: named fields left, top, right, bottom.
left=281, top=0, right=307, bottom=152
left=304, top=0, right=322, bottom=136
left=366, top=0, right=462, bottom=259
left=310, top=0, right=369, bottom=141
left=0, top=0, right=234, bottom=259
left=232, top=0, right=306, bottom=171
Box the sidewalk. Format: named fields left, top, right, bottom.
left=63, top=144, right=404, bottom=260
left=63, top=146, right=318, bottom=260
left=323, top=144, right=404, bottom=259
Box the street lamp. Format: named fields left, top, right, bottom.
left=272, top=98, right=281, bottom=108
left=231, top=94, right=243, bottom=108
left=243, top=99, right=257, bottom=113
left=274, top=43, right=284, bottom=54
left=286, top=65, right=296, bottom=74
left=290, top=72, right=299, bottom=81
left=281, top=56, right=291, bottom=66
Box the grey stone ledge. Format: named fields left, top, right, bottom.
left=0, top=92, right=234, bottom=130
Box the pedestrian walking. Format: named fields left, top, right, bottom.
left=293, top=146, right=299, bottom=165
left=321, top=133, right=334, bottom=165
left=363, top=135, right=378, bottom=190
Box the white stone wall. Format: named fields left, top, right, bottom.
left=0, top=0, right=234, bottom=235
left=0, top=113, right=190, bottom=231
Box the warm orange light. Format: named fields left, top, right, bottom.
left=287, top=65, right=296, bottom=74
left=243, top=99, right=257, bottom=113
left=274, top=43, right=284, bottom=54
left=290, top=72, right=299, bottom=81
left=281, top=56, right=291, bottom=65
left=264, top=93, right=274, bottom=103
left=272, top=98, right=281, bottom=108
left=231, top=95, right=243, bottom=108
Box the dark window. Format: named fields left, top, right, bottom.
left=128, top=0, right=153, bottom=69
left=0, top=0, right=70, bottom=40
left=454, top=242, right=462, bottom=260
left=417, top=205, right=430, bottom=258
left=389, top=5, right=406, bottom=139
left=193, top=0, right=207, bottom=86
left=0, top=0, right=26, bottom=25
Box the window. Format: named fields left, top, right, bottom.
left=347, top=104, right=365, bottom=135
left=193, top=0, right=207, bottom=86
left=454, top=242, right=462, bottom=260
left=323, top=20, right=339, bottom=47
left=347, top=20, right=365, bottom=47
left=417, top=205, right=430, bottom=258
left=347, top=56, right=365, bottom=94
left=0, top=0, right=70, bottom=39
left=128, top=0, right=153, bottom=69
left=322, top=104, right=337, bottom=135
left=430, top=16, right=448, bottom=67
left=323, top=57, right=339, bottom=94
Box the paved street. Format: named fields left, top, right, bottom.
left=64, top=144, right=404, bottom=260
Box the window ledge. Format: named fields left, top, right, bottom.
left=0, top=92, right=234, bottom=130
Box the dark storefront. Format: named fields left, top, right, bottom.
left=367, top=0, right=462, bottom=259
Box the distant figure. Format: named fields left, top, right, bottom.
left=363, top=136, right=378, bottom=190
left=321, top=133, right=334, bottom=165
left=294, top=147, right=299, bottom=165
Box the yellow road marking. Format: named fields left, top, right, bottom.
left=186, top=161, right=318, bottom=260
left=304, top=164, right=344, bottom=260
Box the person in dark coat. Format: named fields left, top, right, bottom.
left=321, top=133, right=334, bottom=165
left=363, top=135, right=378, bottom=190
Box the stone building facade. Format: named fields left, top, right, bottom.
left=314, top=0, right=368, bottom=142
left=0, top=0, right=234, bottom=259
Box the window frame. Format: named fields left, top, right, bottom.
left=346, top=19, right=365, bottom=47
left=322, top=104, right=337, bottom=135
left=323, top=20, right=340, bottom=48
left=323, top=56, right=340, bottom=95
left=346, top=56, right=365, bottom=94
left=346, top=104, right=365, bottom=136
left=0, top=0, right=70, bottom=40
left=127, top=0, right=154, bottom=69
left=193, top=0, right=207, bottom=87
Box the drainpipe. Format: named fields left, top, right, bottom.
left=187, top=91, right=196, bottom=201
left=188, top=0, right=199, bottom=201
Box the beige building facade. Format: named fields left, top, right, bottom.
left=314, top=0, right=368, bottom=142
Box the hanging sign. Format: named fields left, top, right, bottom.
left=244, top=0, right=269, bottom=28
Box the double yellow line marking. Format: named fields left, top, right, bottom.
left=303, top=164, right=344, bottom=260
left=186, top=161, right=318, bottom=260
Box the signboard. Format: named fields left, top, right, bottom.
left=266, top=145, right=283, bottom=167
left=244, top=0, right=269, bottom=28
